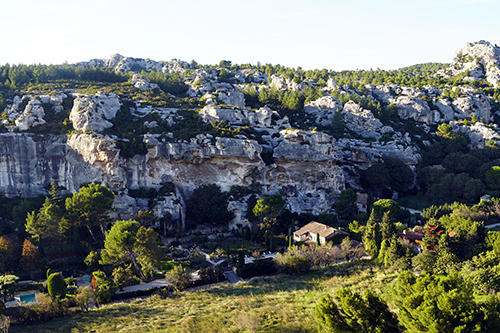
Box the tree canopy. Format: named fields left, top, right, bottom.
left=314, top=288, right=401, bottom=333
left=187, top=184, right=234, bottom=226
left=64, top=183, right=115, bottom=241
left=100, top=219, right=164, bottom=281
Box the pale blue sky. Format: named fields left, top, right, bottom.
left=1, top=0, right=499, bottom=71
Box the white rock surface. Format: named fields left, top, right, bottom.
left=70, top=93, right=121, bottom=131
left=457, top=122, right=500, bottom=148
left=14, top=99, right=46, bottom=131
left=131, top=74, right=158, bottom=91
left=440, top=41, right=500, bottom=88
left=342, top=101, right=391, bottom=139
left=304, top=96, right=343, bottom=126
left=452, top=92, right=490, bottom=123
left=200, top=106, right=274, bottom=128
left=218, top=91, right=246, bottom=108
left=394, top=96, right=440, bottom=123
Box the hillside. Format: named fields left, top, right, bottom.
left=3, top=40, right=500, bottom=333
left=0, top=40, right=500, bottom=226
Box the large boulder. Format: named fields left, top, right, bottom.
left=218, top=91, right=246, bottom=108
left=70, top=93, right=121, bottom=131
left=434, top=99, right=455, bottom=121
left=14, top=99, right=46, bottom=131
left=394, top=96, right=440, bottom=123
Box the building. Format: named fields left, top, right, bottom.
left=355, top=193, right=369, bottom=214
left=293, top=221, right=348, bottom=245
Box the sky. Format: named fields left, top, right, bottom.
left=1, top=0, right=499, bottom=71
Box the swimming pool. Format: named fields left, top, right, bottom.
left=19, top=292, right=36, bottom=304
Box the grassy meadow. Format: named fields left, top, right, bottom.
left=11, top=261, right=398, bottom=333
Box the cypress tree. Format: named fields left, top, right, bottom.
left=362, top=210, right=381, bottom=258
left=47, top=272, right=66, bottom=299
left=381, top=211, right=396, bottom=241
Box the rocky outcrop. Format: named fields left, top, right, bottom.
left=131, top=74, right=158, bottom=91
left=14, top=99, right=46, bottom=131
left=70, top=93, right=121, bottom=131
left=342, top=101, right=393, bottom=139
left=443, top=41, right=500, bottom=88
left=270, top=74, right=306, bottom=91
left=218, top=91, right=246, bottom=108
left=455, top=122, right=500, bottom=148
left=337, top=138, right=420, bottom=167
left=452, top=92, right=491, bottom=123
left=434, top=99, right=455, bottom=121
left=304, top=96, right=343, bottom=126
left=106, top=54, right=163, bottom=73
left=200, top=106, right=274, bottom=128
left=394, top=96, right=441, bottom=123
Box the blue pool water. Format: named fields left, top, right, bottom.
left=19, top=293, right=36, bottom=303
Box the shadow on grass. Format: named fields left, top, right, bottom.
left=9, top=301, right=171, bottom=333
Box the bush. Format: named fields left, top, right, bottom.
left=47, top=273, right=66, bottom=299
left=237, top=260, right=278, bottom=279
left=274, top=246, right=311, bottom=274
left=64, top=277, right=77, bottom=287
left=75, top=286, right=93, bottom=311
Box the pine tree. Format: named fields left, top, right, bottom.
left=48, top=181, right=62, bottom=206
left=258, top=87, right=269, bottom=104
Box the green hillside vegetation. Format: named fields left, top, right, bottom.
left=3, top=50, right=500, bottom=331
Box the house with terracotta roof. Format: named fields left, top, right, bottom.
left=293, top=221, right=348, bottom=245
left=399, top=228, right=425, bottom=253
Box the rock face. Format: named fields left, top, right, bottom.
left=269, top=130, right=344, bottom=214
left=443, top=40, right=500, bottom=88
left=456, top=122, right=500, bottom=148
left=218, top=91, right=246, bottom=108
left=105, top=54, right=163, bottom=73
left=304, top=96, right=343, bottom=126
left=270, top=74, right=306, bottom=91
left=342, top=101, right=393, bottom=139
left=14, top=99, right=46, bottom=131
left=0, top=133, right=101, bottom=197
left=12, top=42, right=500, bottom=224
left=452, top=92, right=491, bottom=123
left=434, top=99, right=455, bottom=121
left=70, top=93, right=121, bottom=131
left=131, top=74, right=158, bottom=91
left=394, top=96, right=441, bottom=123
left=200, top=106, right=274, bottom=128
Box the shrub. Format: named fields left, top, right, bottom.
left=64, top=277, right=77, bottom=287
left=75, top=286, right=93, bottom=311
left=47, top=273, right=66, bottom=299
left=237, top=260, right=278, bottom=279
